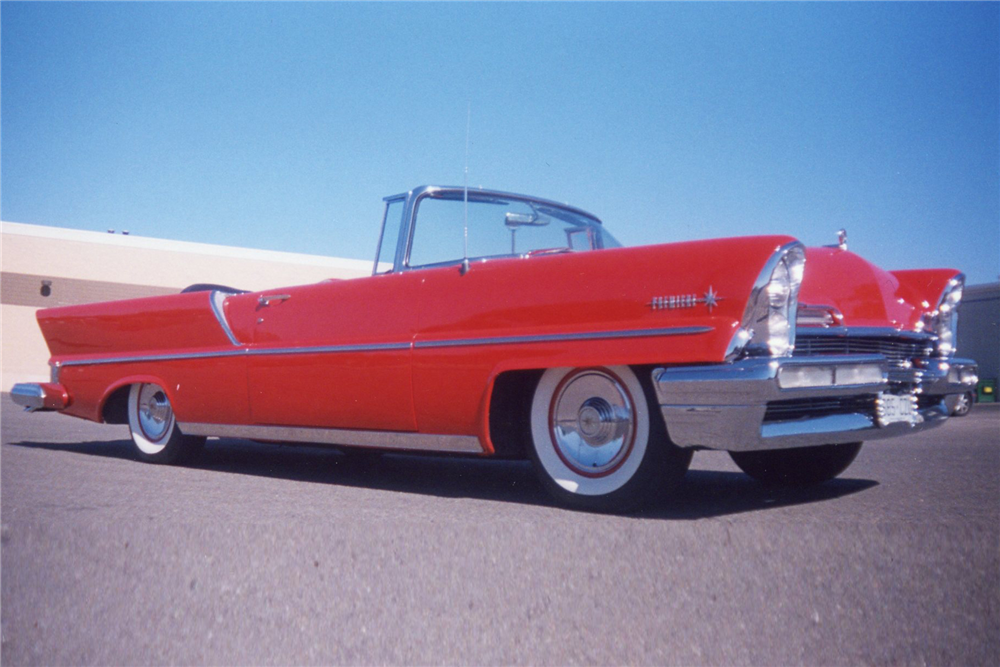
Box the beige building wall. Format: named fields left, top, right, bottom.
left=1, top=221, right=371, bottom=390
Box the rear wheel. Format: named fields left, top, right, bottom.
left=528, top=366, right=691, bottom=512
left=127, top=383, right=205, bottom=464
left=729, top=442, right=862, bottom=486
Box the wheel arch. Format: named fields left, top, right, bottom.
left=486, top=368, right=545, bottom=458
left=484, top=363, right=665, bottom=460
left=98, top=374, right=174, bottom=424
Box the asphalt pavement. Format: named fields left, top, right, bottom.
left=2, top=394, right=998, bottom=665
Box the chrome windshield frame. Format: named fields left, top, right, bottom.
left=374, top=185, right=606, bottom=275
left=372, top=194, right=409, bottom=276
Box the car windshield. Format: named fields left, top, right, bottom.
left=406, top=193, right=621, bottom=268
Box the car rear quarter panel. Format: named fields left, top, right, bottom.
left=37, top=292, right=234, bottom=357
left=36, top=292, right=248, bottom=424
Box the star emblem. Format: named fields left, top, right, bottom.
left=703, top=286, right=722, bottom=311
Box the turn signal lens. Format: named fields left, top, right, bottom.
left=777, top=363, right=885, bottom=389
left=778, top=365, right=833, bottom=389
left=835, top=364, right=885, bottom=386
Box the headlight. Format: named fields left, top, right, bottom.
left=930, top=275, right=964, bottom=357
left=741, top=242, right=806, bottom=357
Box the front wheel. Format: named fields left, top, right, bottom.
left=729, top=442, right=862, bottom=486
left=127, top=383, right=205, bottom=464
left=951, top=391, right=974, bottom=417
left=528, top=366, right=691, bottom=512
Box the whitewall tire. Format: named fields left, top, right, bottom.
left=127, top=383, right=205, bottom=464
left=528, top=366, right=691, bottom=512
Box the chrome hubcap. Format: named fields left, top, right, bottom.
left=138, top=385, right=172, bottom=442
left=550, top=369, right=635, bottom=476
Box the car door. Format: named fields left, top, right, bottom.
left=247, top=271, right=421, bottom=431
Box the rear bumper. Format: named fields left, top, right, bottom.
left=10, top=383, right=69, bottom=412
left=653, top=356, right=977, bottom=452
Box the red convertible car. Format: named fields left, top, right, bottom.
left=12, top=186, right=979, bottom=511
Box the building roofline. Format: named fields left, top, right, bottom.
left=1, top=221, right=371, bottom=271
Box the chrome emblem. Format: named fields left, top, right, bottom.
left=649, top=286, right=724, bottom=312
left=703, top=286, right=721, bottom=310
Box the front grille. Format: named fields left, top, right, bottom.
left=764, top=395, right=877, bottom=423
left=794, top=335, right=934, bottom=367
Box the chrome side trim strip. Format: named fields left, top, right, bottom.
left=55, top=326, right=712, bottom=367
left=177, top=422, right=484, bottom=454
left=209, top=291, right=242, bottom=346
left=251, top=342, right=411, bottom=356
left=59, top=349, right=249, bottom=367
left=413, top=326, right=712, bottom=350
left=57, top=342, right=411, bottom=367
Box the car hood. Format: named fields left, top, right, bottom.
left=800, top=246, right=956, bottom=331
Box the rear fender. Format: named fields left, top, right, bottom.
left=37, top=291, right=236, bottom=359
left=97, top=374, right=174, bottom=424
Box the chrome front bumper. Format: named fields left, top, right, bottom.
left=653, top=356, right=978, bottom=452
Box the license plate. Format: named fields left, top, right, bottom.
left=877, top=393, right=916, bottom=427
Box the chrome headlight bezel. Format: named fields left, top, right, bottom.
left=927, top=274, right=964, bottom=358
left=741, top=242, right=806, bottom=358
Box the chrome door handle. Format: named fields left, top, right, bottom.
left=258, top=294, right=291, bottom=307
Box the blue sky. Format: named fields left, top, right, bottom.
left=2, top=2, right=998, bottom=284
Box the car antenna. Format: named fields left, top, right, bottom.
left=461, top=102, right=471, bottom=276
